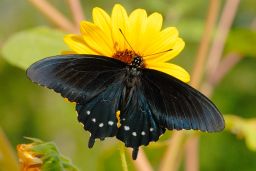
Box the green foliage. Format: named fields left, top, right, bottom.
left=226, top=28, right=256, bottom=57
left=24, top=137, right=79, bottom=171
left=225, top=115, right=256, bottom=151
left=204, top=58, right=256, bottom=171
left=177, top=19, right=204, bottom=42
left=1, top=27, right=67, bottom=70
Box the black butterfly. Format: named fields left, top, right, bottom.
left=27, top=54, right=225, bottom=160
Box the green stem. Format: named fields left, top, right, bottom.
left=0, top=127, right=19, bottom=171
left=119, top=144, right=128, bottom=171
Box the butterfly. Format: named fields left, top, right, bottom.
left=27, top=53, right=225, bottom=160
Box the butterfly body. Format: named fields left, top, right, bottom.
left=27, top=54, right=224, bottom=160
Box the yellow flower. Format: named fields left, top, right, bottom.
left=17, top=143, right=42, bottom=171
left=64, top=4, right=190, bottom=82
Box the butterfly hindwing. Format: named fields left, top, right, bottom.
left=141, top=68, right=225, bottom=132
left=27, top=54, right=127, bottom=104
left=116, top=75, right=165, bottom=159
left=76, top=79, right=125, bottom=147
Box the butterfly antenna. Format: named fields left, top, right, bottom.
left=119, top=28, right=136, bottom=52
left=119, top=28, right=172, bottom=57
left=142, top=48, right=173, bottom=57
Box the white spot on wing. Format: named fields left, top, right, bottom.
left=108, top=121, right=114, bottom=126
left=150, top=128, right=154, bottom=132
left=132, top=132, right=137, bottom=136
left=99, top=123, right=104, bottom=127
left=86, top=110, right=91, bottom=115
left=124, top=126, right=130, bottom=131
left=92, top=118, right=96, bottom=122
left=141, top=131, right=146, bottom=135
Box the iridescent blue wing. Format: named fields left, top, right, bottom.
left=116, top=76, right=166, bottom=160
left=27, top=54, right=127, bottom=146
left=141, top=68, right=225, bottom=132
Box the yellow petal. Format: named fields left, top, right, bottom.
left=93, top=7, right=113, bottom=46
left=143, top=27, right=181, bottom=61
left=80, top=21, right=114, bottom=56
left=147, top=62, right=190, bottom=82
left=147, top=12, right=163, bottom=32
left=128, top=9, right=147, bottom=50
left=143, top=27, right=178, bottom=54
left=64, top=34, right=97, bottom=54
left=146, top=38, right=185, bottom=63
left=138, top=12, right=163, bottom=52
left=111, top=4, right=129, bottom=51
left=61, top=50, right=76, bottom=55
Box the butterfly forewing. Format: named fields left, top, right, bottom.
left=141, top=68, right=225, bottom=132
left=27, top=55, right=127, bottom=104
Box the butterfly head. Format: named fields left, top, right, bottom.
left=112, top=49, right=144, bottom=68
left=131, top=56, right=143, bottom=68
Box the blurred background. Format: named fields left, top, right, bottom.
left=0, top=0, right=256, bottom=171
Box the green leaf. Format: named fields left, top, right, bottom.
left=1, top=26, right=68, bottom=70
left=225, top=115, right=256, bottom=151
left=226, top=28, right=256, bottom=57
